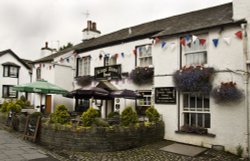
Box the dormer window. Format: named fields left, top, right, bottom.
left=2, top=62, right=20, bottom=78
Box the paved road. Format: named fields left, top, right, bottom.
left=0, top=129, right=60, bottom=161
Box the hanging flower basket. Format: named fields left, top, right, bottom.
left=211, top=81, right=243, bottom=103
left=130, top=67, right=154, bottom=85
left=173, top=66, right=214, bottom=93
left=76, top=76, right=92, bottom=87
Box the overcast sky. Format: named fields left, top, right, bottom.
left=0, top=0, right=232, bottom=60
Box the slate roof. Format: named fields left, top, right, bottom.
left=0, top=49, right=31, bottom=70
left=34, top=3, right=240, bottom=63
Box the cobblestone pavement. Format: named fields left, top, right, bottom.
left=0, top=128, right=61, bottom=161
left=53, top=141, right=248, bottom=161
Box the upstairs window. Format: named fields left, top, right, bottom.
left=3, top=65, right=19, bottom=78
left=137, top=45, right=152, bottom=67
left=2, top=85, right=17, bottom=98
left=36, top=67, right=41, bottom=80
left=104, top=54, right=116, bottom=66
left=77, top=56, right=91, bottom=77
left=184, top=34, right=207, bottom=66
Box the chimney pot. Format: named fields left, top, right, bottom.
left=87, top=20, right=92, bottom=30
left=45, top=42, right=48, bottom=48
left=92, top=22, right=96, bottom=31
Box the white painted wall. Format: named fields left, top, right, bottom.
left=153, top=25, right=248, bottom=155
left=0, top=52, right=31, bottom=104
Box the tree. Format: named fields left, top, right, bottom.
left=59, top=42, right=73, bottom=51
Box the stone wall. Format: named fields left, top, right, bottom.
left=39, top=122, right=164, bottom=152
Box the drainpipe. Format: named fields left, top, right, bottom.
left=242, top=23, right=250, bottom=158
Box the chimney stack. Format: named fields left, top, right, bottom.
left=82, top=20, right=101, bottom=41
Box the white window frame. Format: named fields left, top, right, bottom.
left=138, top=90, right=152, bottom=107
left=183, top=35, right=207, bottom=66
left=78, top=56, right=91, bottom=76
left=182, top=93, right=210, bottom=128
left=137, top=45, right=152, bottom=67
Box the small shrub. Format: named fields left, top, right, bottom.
left=236, top=145, right=243, bottom=157
left=94, top=118, right=109, bottom=127
left=50, top=105, right=70, bottom=124
left=7, top=100, right=21, bottom=113
left=81, top=107, right=99, bottom=127
left=1, top=101, right=9, bottom=113
left=146, top=107, right=160, bottom=122
left=108, top=111, right=120, bottom=118
left=16, top=99, right=26, bottom=108
left=180, top=124, right=208, bottom=134
left=121, top=106, right=138, bottom=126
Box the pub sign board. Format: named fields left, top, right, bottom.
left=95, top=64, right=122, bottom=80
left=155, top=87, right=176, bottom=104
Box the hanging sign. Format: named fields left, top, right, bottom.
left=155, top=87, right=176, bottom=104
left=94, top=64, right=122, bottom=80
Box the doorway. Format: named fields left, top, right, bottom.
left=45, top=95, right=52, bottom=114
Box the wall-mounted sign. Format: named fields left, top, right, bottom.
left=155, top=87, right=176, bottom=104
left=95, top=64, right=122, bottom=80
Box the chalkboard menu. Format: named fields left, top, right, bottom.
left=155, top=87, right=176, bottom=104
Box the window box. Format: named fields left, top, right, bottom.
left=130, top=67, right=154, bottom=85
left=75, top=76, right=92, bottom=87
left=173, top=66, right=214, bottom=93
left=211, top=81, right=243, bottom=103
left=175, top=130, right=216, bottom=138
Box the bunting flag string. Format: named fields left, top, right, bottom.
left=121, top=52, right=125, bottom=58
left=180, top=38, right=186, bottom=46
left=170, top=42, right=176, bottom=51
left=154, top=37, right=160, bottom=44
left=192, top=35, right=198, bottom=42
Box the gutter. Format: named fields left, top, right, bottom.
left=242, top=23, right=250, bottom=158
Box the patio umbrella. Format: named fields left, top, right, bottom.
left=13, top=79, right=68, bottom=112
left=110, top=89, right=142, bottom=99
left=65, top=87, right=110, bottom=99
left=13, top=79, right=68, bottom=95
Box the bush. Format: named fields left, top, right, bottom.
left=107, top=111, right=120, bottom=125
left=7, top=100, right=22, bottom=113
left=121, top=106, right=138, bottom=126
left=108, top=111, right=120, bottom=118
left=16, top=99, right=26, bottom=108
left=145, top=107, right=160, bottom=122
left=94, top=118, right=109, bottom=127
left=0, top=101, right=9, bottom=113
left=50, top=105, right=70, bottom=124
left=81, top=107, right=99, bottom=127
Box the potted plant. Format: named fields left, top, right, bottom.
left=173, top=65, right=214, bottom=93
left=130, top=67, right=154, bottom=85
left=180, top=124, right=208, bottom=135
left=211, top=81, right=243, bottom=103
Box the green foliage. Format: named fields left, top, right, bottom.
left=94, top=118, right=109, bottom=127
left=20, top=95, right=26, bottom=102
left=50, top=105, right=70, bottom=125
left=59, top=42, right=73, bottom=51
left=7, top=100, right=22, bottom=113
left=0, top=101, right=9, bottom=113
left=15, top=99, right=26, bottom=108
left=145, top=107, right=160, bottom=122
left=236, top=145, right=243, bottom=157
left=107, top=111, right=120, bottom=118
left=81, top=107, right=99, bottom=127
left=121, top=106, right=138, bottom=126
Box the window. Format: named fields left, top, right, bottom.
left=182, top=93, right=210, bottom=128
left=2, top=85, right=17, bottom=98
left=3, top=65, right=19, bottom=78
left=138, top=91, right=152, bottom=106
left=137, top=45, right=152, bottom=67
left=104, top=54, right=116, bottom=66
left=36, top=67, right=41, bottom=80
left=184, top=35, right=207, bottom=66
left=77, top=56, right=91, bottom=76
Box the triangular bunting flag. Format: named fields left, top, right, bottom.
left=212, top=39, right=219, bottom=47
left=154, top=37, right=160, bottom=44
left=199, top=39, right=206, bottom=46
left=121, top=52, right=125, bottom=58
left=145, top=45, right=149, bottom=51
left=235, top=31, right=243, bottom=40
left=180, top=38, right=186, bottom=46
left=223, top=37, right=231, bottom=45
left=170, top=42, right=176, bottom=51
left=192, top=35, right=198, bottom=42
left=161, top=41, right=167, bottom=48
left=133, top=49, right=137, bottom=56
